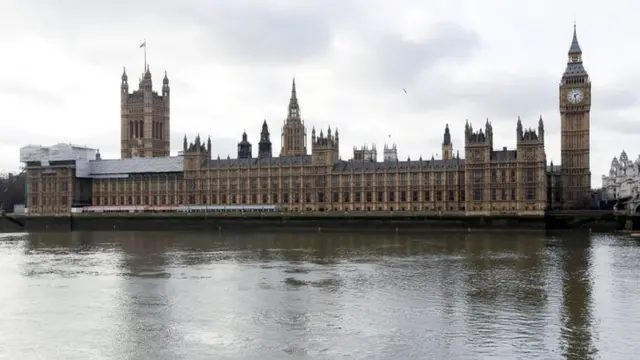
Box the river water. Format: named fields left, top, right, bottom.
left=0, top=231, right=639, bottom=359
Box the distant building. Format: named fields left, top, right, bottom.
left=352, top=145, right=377, bottom=162
left=383, top=144, right=398, bottom=162
left=601, top=150, right=640, bottom=201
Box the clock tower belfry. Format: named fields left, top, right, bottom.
left=559, top=24, right=591, bottom=207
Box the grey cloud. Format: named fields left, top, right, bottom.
left=193, top=4, right=334, bottom=64
left=593, top=110, right=640, bottom=135
left=596, top=83, right=640, bottom=110
left=16, top=0, right=347, bottom=66
left=407, top=72, right=557, bottom=118
left=346, top=22, right=482, bottom=90
left=0, top=83, right=62, bottom=106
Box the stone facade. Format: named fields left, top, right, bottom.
left=21, top=26, right=593, bottom=215
left=559, top=25, right=591, bottom=206
left=601, top=150, right=640, bottom=201
left=120, top=66, right=170, bottom=159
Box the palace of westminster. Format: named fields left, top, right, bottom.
left=20, top=27, right=593, bottom=215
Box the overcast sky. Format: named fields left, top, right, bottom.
left=1, top=0, right=638, bottom=187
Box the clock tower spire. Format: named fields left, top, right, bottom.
left=559, top=23, right=591, bottom=208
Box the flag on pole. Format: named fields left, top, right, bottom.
left=140, top=41, right=146, bottom=48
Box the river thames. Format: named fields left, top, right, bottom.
left=0, top=231, right=638, bottom=359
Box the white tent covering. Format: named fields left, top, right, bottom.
left=20, top=143, right=184, bottom=178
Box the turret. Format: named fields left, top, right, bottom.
left=183, top=134, right=211, bottom=170
left=464, top=120, right=492, bottom=147
left=311, top=125, right=339, bottom=165
left=258, top=119, right=272, bottom=159
left=162, top=71, right=170, bottom=96
left=516, top=116, right=543, bottom=145
left=352, top=143, right=377, bottom=162
left=237, top=130, right=252, bottom=159
left=538, top=115, right=544, bottom=142
left=121, top=67, right=128, bottom=96
left=383, top=143, right=398, bottom=162
left=442, top=124, right=453, bottom=160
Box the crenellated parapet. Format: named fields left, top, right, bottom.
left=311, top=126, right=339, bottom=152
left=516, top=116, right=545, bottom=145
left=352, top=144, right=377, bottom=162
left=464, top=119, right=493, bottom=148
left=183, top=134, right=211, bottom=155
left=310, top=126, right=339, bottom=165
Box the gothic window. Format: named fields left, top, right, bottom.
left=526, top=188, right=536, bottom=201
left=474, top=170, right=483, bottom=184
left=473, top=189, right=482, bottom=201
left=526, top=169, right=535, bottom=183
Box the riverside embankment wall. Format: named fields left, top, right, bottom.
left=0, top=211, right=623, bottom=233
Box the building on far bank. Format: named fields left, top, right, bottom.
left=352, top=144, right=377, bottom=162
left=601, top=150, right=640, bottom=201
left=20, top=26, right=592, bottom=215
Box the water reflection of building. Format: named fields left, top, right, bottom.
left=559, top=236, right=596, bottom=359
left=115, top=232, right=177, bottom=359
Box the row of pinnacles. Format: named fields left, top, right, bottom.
left=463, top=117, right=544, bottom=145
left=310, top=126, right=340, bottom=165
left=463, top=116, right=545, bottom=159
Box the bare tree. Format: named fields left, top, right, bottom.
left=0, top=171, right=26, bottom=212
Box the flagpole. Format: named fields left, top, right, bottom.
left=144, top=38, right=147, bottom=71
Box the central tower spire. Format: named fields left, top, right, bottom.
left=287, top=77, right=300, bottom=121
left=281, top=77, right=307, bottom=156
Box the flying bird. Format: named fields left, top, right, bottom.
left=403, top=88, right=407, bottom=94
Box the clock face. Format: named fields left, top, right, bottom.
left=567, top=88, right=584, bottom=104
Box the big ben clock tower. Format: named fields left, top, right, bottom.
left=559, top=25, right=591, bottom=207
